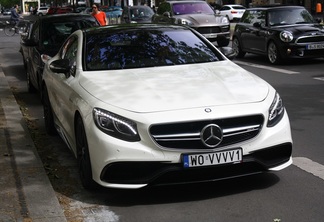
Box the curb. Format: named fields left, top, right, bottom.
left=0, top=67, right=67, bottom=221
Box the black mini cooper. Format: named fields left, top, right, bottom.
left=232, top=5, right=324, bottom=64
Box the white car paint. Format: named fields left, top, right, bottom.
left=43, top=27, right=292, bottom=189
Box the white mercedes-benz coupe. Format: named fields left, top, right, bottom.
left=42, top=24, right=292, bottom=189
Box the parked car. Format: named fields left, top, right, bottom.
left=152, top=0, right=230, bottom=47
left=102, top=6, right=123, bottom=18
left=20, top=14, right=99, bottom=93
left=37, top=6, right=49, bottom=16
left=218, top=4, right=246, bottom=22
left=232, top=5, right=324, bottom=64
left=20, top=20, right=35, bottom=69
left=55, top=7, right=74, bottom=14
left=121, top=5, right=155, bottom=24
left=47, top=7, right=58, bottom=15
left=3, top=9, right=11, bottom=15
left=41, top=24, right=292, bottom=190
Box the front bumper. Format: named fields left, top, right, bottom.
left=86, top=99, right=292, bottom=189
left=279, top=40, right=324, bottom=59
left=100, top=143, right=292, bottom=187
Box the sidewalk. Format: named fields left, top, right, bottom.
left=0, top=67, right=66, bottom=220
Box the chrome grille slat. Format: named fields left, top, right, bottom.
left=150, top=115, right=264, bottom=150
left=295, top=36, right=324, bottom=44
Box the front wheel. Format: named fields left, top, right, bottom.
left=267, top=41, right=282, bottom=64
left=4, top=25, right=16, bottom=36
left=76, top=117, right=98, bottom=190
left=232, top=37, right=246, bottom=58
left=26, top=64, right=37, bottom=93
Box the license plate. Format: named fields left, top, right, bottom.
left=183, top=148, right=242, bottom=168
left=307, top=44, right=324, bottom=50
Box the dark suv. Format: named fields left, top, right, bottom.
left=232, top=5, right=324, bottom=64
left=20, top=14, right=99, bottom=93
left=152, top=0, right=230, bottom=47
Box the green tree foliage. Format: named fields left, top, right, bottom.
left=0, top=0, right=20, bottom=8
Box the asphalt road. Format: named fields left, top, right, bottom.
left=1, top=21, right=324, bottom=221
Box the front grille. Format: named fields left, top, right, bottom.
left=197, top=26, right=222, bottom=34
left=296, top=35, right=324, bottom=44
left=150, top=115, right=264, bottom=150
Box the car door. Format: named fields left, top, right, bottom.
left=29, top=21, right=41, bottom=90
left=239, top=10, right=267, bottom=53
left=50, top=35, right=79, bottom=145
left=20, top=21, right=34, bottom=68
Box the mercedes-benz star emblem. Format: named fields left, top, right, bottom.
left=200, top=124, right=223, bottom=148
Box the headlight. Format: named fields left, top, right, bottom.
left=280, top=31, right=293, bottom=42
left=215, top=16, right=229, bottom=24
left=93, top=108, right=140, bottom=142
left=178, top=19, right=193, bottom=26
left=267, top=93, right=285, bottom=127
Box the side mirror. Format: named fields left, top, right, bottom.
left=49, top=59, right=70, bottom=75
left=314, top=18, right=322, bottom=23
left=163, top=11, right=171, bottom=18
left=253, top=22, right=262, bottom=28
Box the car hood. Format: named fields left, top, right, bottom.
left=80, top=61, right=269, bottom=113
left=274, top=23, right=324, bottom=35
left=174, top=14, right=221, bottom=26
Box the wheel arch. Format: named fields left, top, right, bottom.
left=73, top=111, right=83, bottom=158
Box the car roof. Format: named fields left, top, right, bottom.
left=83, top=23, right=190, bottom=35
left=223, top=4, right=244, bottom=7
left=247, top=5, right=304, bottom=10
left=37, top=13, right=95, bottom=22
left=125, top=5, right=152, bottom=8
left=164, top=0, right=207, bottom=3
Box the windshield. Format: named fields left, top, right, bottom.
left=42, top=20, right=97, bottom=49
left=268, top=8, right=314, bottom=26
left=173, top=2, right=215, bottom=15
left=130, top=7, right=154, bottom=19
left=85, top=28, right=222, bottom=71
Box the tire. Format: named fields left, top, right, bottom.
left=217, top=36, right=230, bottom=47
left=267, top=41, right=282, bottom=64
left=26, top=64, right=37, bottom=93
left=232, top=37, right=246, bottom=58
left=4, top=25, right=16, bottom=36
left=43, top=86, right=56, bottom=135
left=76, top=117, right=98, bottom=190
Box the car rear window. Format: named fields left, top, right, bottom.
left=232, top=6, right=245, bottom=10
left=85, top=28, right=222, bottom=71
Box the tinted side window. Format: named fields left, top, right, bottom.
left=220, top=6, right=230, bottom=11
left=42, top=20, right=96, bottom=48
left=31, top=22, right=40, bottom=43
left=61, top=36, right=78, bottom=76
left=241, top=10, right=265, bottom=25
